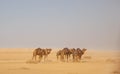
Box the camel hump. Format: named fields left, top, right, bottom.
left=33, top=47, right=42, bottom=55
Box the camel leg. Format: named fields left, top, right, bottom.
left=74, top=56, right=76, bottom=62
left=76, top=56, right=79, bottom=62
left=66, top=55, right=68, bottom=62
left=60, top=55, right=63, bottom=62
left=32, top=55, right=36, bottom=61
left=44, top=55, right=47, bottom=62
left=68, top=54, right=71, bottom=61
left=32, top=51, right=37, bottom=61
left=74, top=55, right=78, bottom=62
left=79, top=56, right=82, bottom=62
left=57, top=55, right=59, bottom=61
left=39, top=55, right=42, bottom=62
left=32, top=55, right=34, bottom=60
left=73, top=55, right=75, bottom=62
left=75, top=56, right=77, bottom=62
left=64, top=55, right=67, bottom=62
left=60, top=55, right=62, bottom=61
left=46, top=55, right=48, bottom=61
left=32, top=53, right=36, bottom=61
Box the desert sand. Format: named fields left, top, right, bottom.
left=0, top=48, right=119, bottom=74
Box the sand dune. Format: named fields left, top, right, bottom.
left=0, top=48, right=119, bottom=74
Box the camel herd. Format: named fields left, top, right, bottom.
left=32, top=48, right=87, bottom=62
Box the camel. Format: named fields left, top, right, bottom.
left=56, top=50, right=65, bottom=62
left=78, top=48, right=87, bottom=60
left=56, top=48, right=74, bottom=62
left=62, top=47, right=71, bottom=62
left=32, top=48, right=52, bottom=62
left=43, top=48, right=52, bottom=61
left=32, top=48, right=44, bottom=62
left=69, top=48, right=76, bottom=59
left=72, top=48, right=87, bottom=62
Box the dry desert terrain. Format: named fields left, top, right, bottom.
left=0, top=48, right=120, bottom=74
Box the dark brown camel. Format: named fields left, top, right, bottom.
left=32, top=48, right=52, bottom=62
left=56, top=48, right=73, bottom=62
left=32, top=48, right=44, bottom=62
left=62, top=47, right=71, bottom=62
left=69, top=48, right=76, bottom=59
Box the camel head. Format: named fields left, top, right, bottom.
left=46, top=48, right=52, bottom=54
left=81, top=48, right=87, bottom=54
left=70, top=48, right=75, bottom=53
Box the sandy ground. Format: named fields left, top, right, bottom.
left=0, top=48, right=120, bottom=74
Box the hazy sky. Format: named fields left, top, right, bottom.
left=0, top=0, right=120, bottom=49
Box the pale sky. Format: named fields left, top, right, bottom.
left=0, top=0, right=120, bottom=49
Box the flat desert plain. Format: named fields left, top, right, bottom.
left=0, top=48, right=120, bottom=74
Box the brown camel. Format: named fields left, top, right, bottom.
left=32, top=48, right=52, bottom=62
left=56, top=47, right=73, bottom=62
left=79, top=48, right=87, bottom=60
left=56, top=50, right=65, bottom=62
left=43, top=48, right=52, bottom=62
left=72, top=48, right=87, bottom=62
left=62, top=47, right=71, bottom=62
left=32, top=48, right=44, bottom=62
